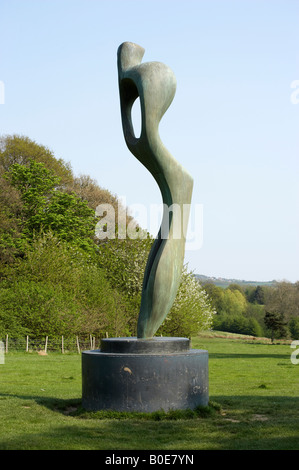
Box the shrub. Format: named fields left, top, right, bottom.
left=98, top=239, right=216, bottom=338
left=0, top=234, right=135, bottom=338
left=158, top=268, right=215, bottom=337
left=213, top=313, right=263, bottom=337
left=0, top=279, right=82, bottom=337
left=289, top=317, right=299, bottom=340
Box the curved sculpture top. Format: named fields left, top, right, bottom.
left=117, top=42, right=193, bottom=338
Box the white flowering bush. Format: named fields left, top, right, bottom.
left=97, top=236, right=215, bottom=337
left=97, top=232, right=152, bottom=298
left=158, top=266, right=216, bottom=337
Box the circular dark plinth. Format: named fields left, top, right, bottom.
left=100, top=336, right=190, bottom=354
left=82, top=337, right=209, bottom=412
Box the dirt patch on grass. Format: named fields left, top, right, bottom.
left=251, top=414, right=269, bottom=421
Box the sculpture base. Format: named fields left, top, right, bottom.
left=81, top=337, right=208, bottom=412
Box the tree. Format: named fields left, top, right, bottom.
left=254, top=285, right=266, bottom=305
left=66, top=174, right=130, bottom=224
left=265, top=282, right=299, bottom=323
left=202, top=283, right=247, bottom=316
left=0, top=133, right=219, bottom=339
left=264, top=311, right=288, bottom=342
left=222, top=288, right=247, bottom=316
left=212, top=313, right=263, bottom=336
left=158, top=269, right=215, bottom=337
left=96, top=234, right=153, bottom=298
left=245, top=317, right=263, bottom=337
left=0, top=234, right=135, bottom=338
left=0, top=135, right=137, bottom=263
left=5, top=160, right=97, bottom=251
left=245, top=285, right=266, bottom=304
left=289, top=317, right=299, bottom=340
left=244, top=302, right=266, bottom=336
left=0, top=134, right=73, bottom=184
left=227, top=283, right=245, bottom=294
left=202, top=284, right=225, bottom=313
left=0, top=175, right=24, bottom=267
left=97, top=237, right=215, bottom=337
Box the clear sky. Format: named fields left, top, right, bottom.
left=0, top=0, right=298, bottom=282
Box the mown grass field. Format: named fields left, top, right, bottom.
left=0, top=332, right=298, bottom=450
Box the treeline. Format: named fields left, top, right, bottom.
left=201, top=281, right=299, bottom=341
left=2, top=134, right=296, bottom=343
left=0, top=134, right=215, bottom=340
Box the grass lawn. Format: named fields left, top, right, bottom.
left=0, top=333, right=298, bottom=450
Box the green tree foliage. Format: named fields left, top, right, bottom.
left=262, top=281, right=299, bottom=340
left=158, top=268, right=215, bottom=337
left=227, top=283, right=245, bottom=294
left=97, top=237, right=215, bottom=337
left=0, top=134, right=72, bottom=184
left=0, top=134, right=215, bottom=339
left=97, top=234, right=153, bottom=297
left=264, top=311, right=288, bottom=343
left=66, top=174, right=130, bottom=223
left=244, top=302, right=266, bottom=335
left=213, top=314, right=263, bottom=337
left=245, top=285, right=269, bottom=305
left=5, top=160, right=97, bottom=251
left=265, top=282, right=299, bottom=323
left=203, top=283, right=247, bottom=316
left=222, top=288, right=247, bottom=316
left=289, top=317, right=299, bottom=340
left=0, top=234, right=134, bottom=338
left=207, top=279, right=299, bottom=339
left=0, top=175, right=24, bottom=266
left=202, top=282, right=267, bottom=337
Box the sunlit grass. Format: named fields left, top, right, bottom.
left=0, top=334, right=298, bottom=450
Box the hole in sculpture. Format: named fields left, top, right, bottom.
left=131, top=97, right=141, bottom=138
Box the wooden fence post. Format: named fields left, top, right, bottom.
left=2, top=335, right=110, bottom=353
left=76, top=336, right=80, bottom=354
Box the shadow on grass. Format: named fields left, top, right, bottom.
left=0, top=394, right=299, bottom=450
left=210, top=393, right=299, bottom=413
left=1, top=391, right=299, bottom=450
left=0, top=391, right=219, bottom=420
left=208, top=352, right=291, bottom=360
left=1, top=391, right=299, bottom=417
left=0, top=391, right=81, bottom=413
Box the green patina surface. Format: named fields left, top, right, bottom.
left=117, top=42, right=193, bottom=338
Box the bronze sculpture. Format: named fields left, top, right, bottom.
left=81, top=45, right=208, bottom=412
left=117, top=42, right=193, bottom=338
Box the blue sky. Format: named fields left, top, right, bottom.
left=0, top=0, right=298, bottom=282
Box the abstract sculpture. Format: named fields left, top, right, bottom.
left=81, top=44, right=209, bottom=412
left=117, top=42, right=193, bottom=338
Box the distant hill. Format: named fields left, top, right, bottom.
left=195, top=274, right=277, bottom=289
